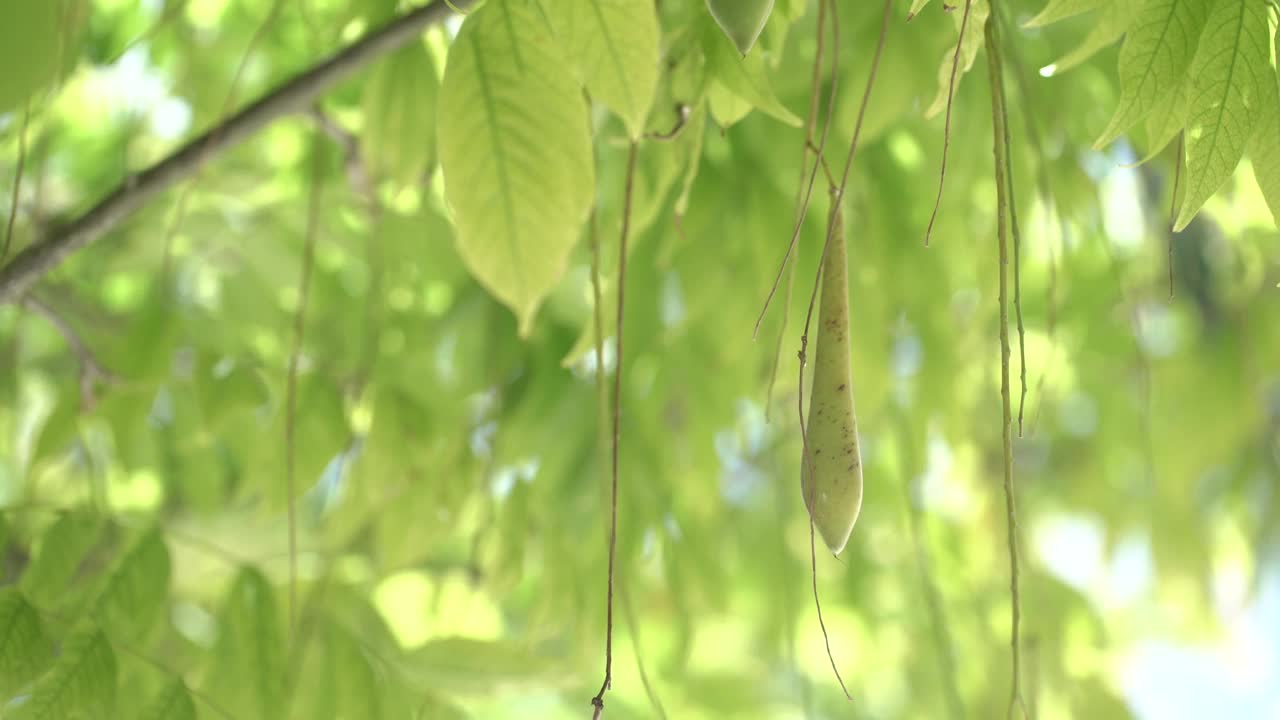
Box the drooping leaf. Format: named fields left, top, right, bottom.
left=1139, top=74, right=1191, bottom=162
left=138, top=678, right=197, bottom=720
left=0, top=588, right=54, bottom=697
left=1248, top=31, right=1280, bottom=228
left=1174, top=0, right=1272, bottom=231
left=362, top=41, right=439, bottom=187
left=0, top=1, right=80, bottom=113
left=1048, top=1, right=1137, bottom=72
left=20, top=512, right=102, bottom=609
left=549, top=0, right=661, bottom=139
left=1024, top=0, right=1110, bottom=28
left=437, top=0, right=595, bottom=336
left=203, top=567, right=285, bottom=720
left=92, top=528, right=170, bottom=641
left=701, top=19, right=801, bottom=127
left=924, top=0, right=990, bottom=119
left=907, top=0, right=935, bottom=20
left=1095, top=0, right=1214, bottom=148
left=17, top=624, right=117, bottom=720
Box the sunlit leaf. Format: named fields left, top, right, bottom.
left=1174, top=0, right=1271, bottom=231
left=93, top=528, right=170, bottom=641
left=138, top=678, right=197, bottom=720
left=701, top=19, right=801, bottom=127
left=549, top=0, right=661, bottom=139
left=362, top=41, right=439, bottom=187
left=20, top=512, right=102, bottom=609
left=1047, top=1, right=1137, bottom=72
left=1248, top=33, right=1280, bottom=229
left=17, top=624, right=117, bottom=720
left=437, top=0, right=595, bottom=336
left=924, top=0, right=990, bottom=119
left=1024, top=0, right=1109, bottom=28
left=1095, top=0, right=1214, bottom=148
left=204, top=567, right=285, bottom=719
left=0, top=588, right=54, bottom=697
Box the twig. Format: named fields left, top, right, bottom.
left=21, top=295, right=118, bottom=410
left=984, top=15, right=1027, bottom=719
left=645, top=103, right=691, bottom=141
left=753, top=0, right=842, bottom=340
left=996, top=54, right=1027, bottom=437
left=924, top=0, right=975, bottom=247
left=284, top=131, right=326, bottom=643
left=766, top=0, right=833, bottom=422
left=3, top=101, right=32, bottom=263
left=0, top=0, right=470, bottom=304
left=591, top=141, right=639, bottom=718
left=620, top=580, right=667, bottom=719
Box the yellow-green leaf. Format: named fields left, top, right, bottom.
left=0, top=2, right=72, bottom=113
left=93, top=528, right=170, bottom=642
left=907, top=0, right=935, bottom=20
left=204, top=567, right=285, bottom=719
left=1174, top=0, right=1271, bottom=231
left=1095, top=0, right=1214, bottom=148
left=550, top=0, right=660, bottom=139
left=438, top=0, right=595, bottom=336
left=362, top=41, right=440, bottom=187
left=701, top=19, right=801, bottom=127
left=0, top=588, right=54, bottom=697
left=1047, top=1, right=1137, bottom=72
left=138, top=678, right=197, bottom=720
left=1248, top=30, right=1280, bottom=228
left=18, top=625, right=117, bottom=720
left=20, top=512, right=102, bottom=609
left=1138, top=74, right=1190, bottom=162
left=924, top=0, right=990, bottom=119
left=1024, top=0, right=1110, bottom=28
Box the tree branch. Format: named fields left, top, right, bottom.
left=0, top=0, right=469, bottom=304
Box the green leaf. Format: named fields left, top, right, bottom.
left=1048, top=1, right=1137, bottom=72
left=907, top=0, right=935, bottom=20
left=204, top=567, right=285, bottom=720
left=1095, top=0, right=1214, bottom=148
left=438, top=0, right=595, bottom=336
left=18, top=624, right=117, bottom=720
left=0, top=1, right=71, bottom=113
left=924, top=0, right=990, bottom=119
left=701, top=19, right=801, bottom=127
left=1248, top=31, right=1280, bottom=228
left=93, top=528, right=171, bottom=641
left=0, top=588, right=54, bottom=697
left=1024, top=0, right=1110, bottom=28
left=1174, top=0, right=1271, bottom=231
left=20, top=512, right=102, bottom=609
left=362, top=41, right=440, bottom=187
left=138, top=678, right=197, bottom=720
left=1139, top=74, right=1191, bottom=162
left=550, top=0, right=661, bottom=139
left=399, top=637, right=568, bottom=694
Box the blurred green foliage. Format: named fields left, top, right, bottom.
left=2, top=0, right=1279, bottom=718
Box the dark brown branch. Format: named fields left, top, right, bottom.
left=0, top=0, right=469, bottom=304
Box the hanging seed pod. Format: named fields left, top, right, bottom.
left=706, top=0, right=774, bottom=55
left=801, top=194, right=863, bottom=556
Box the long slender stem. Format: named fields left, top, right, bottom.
left=0, top=0, right=470, bottom=304
left=591, top=141, right=639, bottom=718
left=284, top=133, right=325, bottom=643
left=924, top=0, right=975, bottom=247
left=996, top=53, right=1027, bottom=437
left=985, top=16, right=1027, bottom=719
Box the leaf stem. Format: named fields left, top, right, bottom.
left=984, top=15, right=1027, bottom=719
left=591, top=140, right=639, bottom=718
left=924, top=0, right=975, bottom=247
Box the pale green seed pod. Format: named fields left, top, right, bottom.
left=706, top=0, right=774, bottom=55
left=800, top=196, right=863, bottom=556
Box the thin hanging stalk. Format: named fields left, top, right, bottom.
left=766, top=0, right=834, bottom=421
left=984, top=15, right=1027, bottom=719
left=591, top=141, right=639, bottom=719
left=924, top=0, right=976, bottom=247
left=284, top=133, right=325, bottom=641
